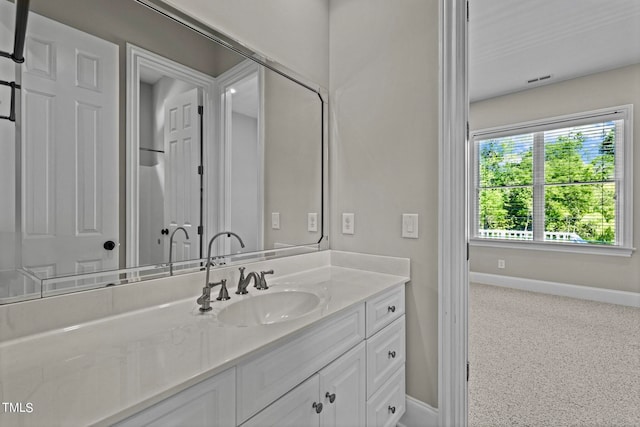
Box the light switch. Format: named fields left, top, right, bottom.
left=402, top=214, right=419, bottom=238
left=308, top=213, right=318, bottom=232
left=342, top=213, right=354, bottom=235
left=271, top=212, right=280, bottom=230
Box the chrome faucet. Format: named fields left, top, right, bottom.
left=203, top=231, right=245, bottom=301
left=236, top=267, right=274, bottom=294
left=236, top=267, right=259, bottom=294
left=169, top=227, right=189, bottom=276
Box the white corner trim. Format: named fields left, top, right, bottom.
left=398, top=396, right=439, bottom=427
left=470, top=272, right=640, bottom=308
left=438, top=0, right=468, bottom=425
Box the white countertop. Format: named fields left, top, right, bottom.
left=0, top=260, right=408, bottom=427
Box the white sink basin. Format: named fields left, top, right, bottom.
left=216, top=291, right=321, bottom=327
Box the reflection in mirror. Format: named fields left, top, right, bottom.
left=0, top=0, right=325, bottom=303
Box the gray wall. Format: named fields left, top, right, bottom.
left=162, top=0, right=330, bottom=88
left=470, top=64, right=640, bottom=294
left=329, top=0, right=440, bottom=408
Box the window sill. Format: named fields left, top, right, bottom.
left=470, top=238, right=635, bottom=257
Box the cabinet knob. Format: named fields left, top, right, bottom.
left=388, top=350, right=397, bottom=359
left=387, top=305, right=396, bottom=313
left=312, top=402, right=323, bottom=414
left=388, top=405, right=396, bottom=414
left=325, top=392, right=336, bottom=403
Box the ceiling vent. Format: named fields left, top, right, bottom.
left=527, top=75, right=552, bottom=84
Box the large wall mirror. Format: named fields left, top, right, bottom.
left=0, top=0, right=326, bottom=303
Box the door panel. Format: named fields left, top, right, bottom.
left=319, top=342, right=366, bottom=427
left=163, top=88, right=201, bottom=262
left=20, top=8, right=119, bottom=291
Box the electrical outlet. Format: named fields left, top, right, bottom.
left=342, top=213, right=354, bottom=235
left=498, top=259, right=505, bottom=269
left=308, top=213, right=318, bottom=232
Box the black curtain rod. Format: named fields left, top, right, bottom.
left=0, top=0, right=31, bottom=63
left=0, top=80, right=20, bottom=122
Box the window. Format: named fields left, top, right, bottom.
left=471, top=106, right=633, bottom=255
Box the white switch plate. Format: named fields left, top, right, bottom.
left=307, top=213, right=318, bottom=232
left=402, top=213, right=419, bottom=238
left=271, top=212, right=280, bottom=230
left=342, top=213, right=354, bottom=235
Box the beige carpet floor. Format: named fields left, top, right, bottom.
left=469, top=283, right=640, bottom=427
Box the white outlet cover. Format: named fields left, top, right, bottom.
left=342, top=213, right=354, bottom=235
left=308, top=213, right=318, bottom=232
left=271, top=212, right=280, bottom=230
left=402, top=213, right=419, bottom=238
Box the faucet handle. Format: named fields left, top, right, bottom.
left=197, top=286, right=212, bottom=312
left=215, top=279, right=230, bottom=301
left=257, top=270, right=274, bottom=290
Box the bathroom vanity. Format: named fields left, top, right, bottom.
left=0, top=251, right=409, bottom=427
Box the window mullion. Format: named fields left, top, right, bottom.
left=533, top=131, right=545, bottom=241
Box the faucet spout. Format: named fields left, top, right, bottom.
left=204, top=231, right=245, bottom=291
left=169, top=226, right=189, bottom=276
left=236, top=267, right=259, bottom=295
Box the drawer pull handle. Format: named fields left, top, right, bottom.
left=388, top=350, right=397, bottom=359
left=388, top=405, right=396, bottom=414
left=325, top=392, right=336, bottom=403
left=312, top=402, right=323, bottom=414
left=388, top=305, right=396, bottom=313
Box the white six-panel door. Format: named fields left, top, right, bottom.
left=163, top=87, right=201, bottom=262
left=20, top=9, right=118, bottom=289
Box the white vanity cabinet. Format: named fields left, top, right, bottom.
left=113, top=284, right=406, bottom=427
left=113, top=367, right=236, bottom=427
left=241, top=342, right=366, bottom=427
left=242, top=285, right=406, bottom=427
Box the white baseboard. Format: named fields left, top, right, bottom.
left=470, top=272, right=640, bottom=308
left=397, top=396, right=438, bottom=427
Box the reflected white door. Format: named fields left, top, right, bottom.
left=164, top=88, right=201, bottom=262
left=20, top=9, right=119, bottom=285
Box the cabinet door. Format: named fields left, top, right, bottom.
left=114, top=368, right=235, bottom=427
left=241, top=375, right=320, bottom=427
left=319, top=342, right=366, bottom=427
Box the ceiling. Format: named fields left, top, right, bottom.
left=469, top=0, right=640, bottom=102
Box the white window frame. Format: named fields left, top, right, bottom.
left=470, top=105, right=634, bottom=257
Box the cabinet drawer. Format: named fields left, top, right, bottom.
left=237, top=304, right=365, bottom=424
left=366, top=365, right=405, bottom=427
left=366, top=315, right=405, bottom=398
left=365, top=285, right=404, bottom=338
